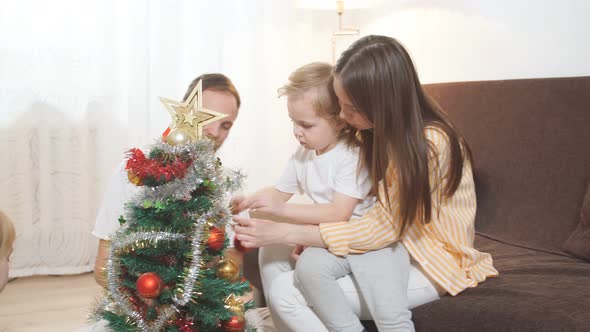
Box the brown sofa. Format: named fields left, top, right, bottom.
left=244, top=76, right=590, bottom=331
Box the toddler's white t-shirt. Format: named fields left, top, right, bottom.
left=92, top=162, right=236, bottom=246
left=275, top=142, right=375, bottom=218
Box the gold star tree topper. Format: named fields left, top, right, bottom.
left=159, top=79, right=228, bottom=145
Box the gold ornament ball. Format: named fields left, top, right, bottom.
left=127, top=171, right=143, bottom=186
left=215, top=258, right=240, bottom=282
left=166, top=128, right=193, bottom=145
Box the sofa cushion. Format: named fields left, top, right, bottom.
left=411, top=235, right=590, bottom=332
left=563, top=183, right=590, bottom=260
left=423, top=77, right=590, bottom=255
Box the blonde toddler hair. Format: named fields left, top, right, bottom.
left=278, top=62, right=357, bottom=146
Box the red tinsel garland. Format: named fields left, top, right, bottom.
left=125, top=148, right=193, bottom=186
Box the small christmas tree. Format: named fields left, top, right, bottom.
left=92, top=80, right=254, bottom=332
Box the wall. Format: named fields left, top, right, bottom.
left=229, top=0, right=590, bottom=194
left=360, top=0, right=590, bottom=83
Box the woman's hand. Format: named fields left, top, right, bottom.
left=233, top=216, right=326, bottom=248
left=233, top=216, right=291, bottom=248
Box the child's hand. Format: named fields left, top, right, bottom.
left=230, top=195, right=246, bottom=215
left=290, top=244, right=305, bottom=262
left=240, top=195, right=284, bottom=216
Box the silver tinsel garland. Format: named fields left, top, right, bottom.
left=110, top=231, right=187, bottom=254
left=93, top=138, right=244, bottom=331
left=172, top=215, right=208, bottom=306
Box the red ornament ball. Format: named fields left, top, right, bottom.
left=175, top=317, right=198, bottom=332
left=222, top=315, right=245, bottom=332
left=233, top=237, right=252, bottom=253
left=207, top=226, right=225, bottom=251
left=136, top=272, right=162, bottom=299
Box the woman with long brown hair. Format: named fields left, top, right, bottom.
left=234, top=35, right=498, bottom=331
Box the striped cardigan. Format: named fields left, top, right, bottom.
left=319, top=127, right=498, bottom=296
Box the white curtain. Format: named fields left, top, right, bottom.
left=0, top=0, right=346, bottom=277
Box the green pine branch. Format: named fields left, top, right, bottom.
left=120, top=255, right=180, bottom=283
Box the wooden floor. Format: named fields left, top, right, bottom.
left=0, top=273, right=102, bottom=332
